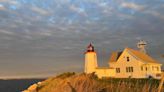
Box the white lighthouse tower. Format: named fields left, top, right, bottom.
left=84, top=43, right=98, bottom=74
left=137, top=40, right=147, bottom=53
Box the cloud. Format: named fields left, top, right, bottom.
left=69, top=5, right=88, bottom=16
left=0, top=0, right=18, bottom=4
left=121, top=2, right=145, bottom=11
left=0, top=4, right=5, bottom=10
left=0, top=0, right=163, bottom=78
left=31, top=6, right=50, bottom=15
left=39, top=30, right=53, bottom=36
left=144, top=10, right=164, bottom=20
left=0, top=0, right=8, bottom=2
left=0, top=30, right=15, bottom=35
left=117, top=13, right=134, bottom=20
left=0, top=0, right=20, bottom=6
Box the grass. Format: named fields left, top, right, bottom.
left=27, top=72, right=163, bottom=92
left=97, top=78, right=160, bottom=92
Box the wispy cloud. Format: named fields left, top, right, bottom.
left=31, top=6, right=50, bottom=15
left=0, top=30, right=15, bottom=35
left=69, top=5, right=88, bottom=16
left=145, top=10, right=164, bottom=20
left=121, top=2, right=145, bottom=11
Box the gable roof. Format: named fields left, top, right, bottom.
left=96, top=67, right=114, bottom=69
left=109, top=48, right=161, bottom=64
left=109, top=51, right=122, bottom=62
left=126, top=48, right=160, bottom=64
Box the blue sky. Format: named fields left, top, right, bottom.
left=0, top=0, right=164, bottom=78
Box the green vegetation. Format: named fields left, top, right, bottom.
left=30, top=72, right=163, bottom=92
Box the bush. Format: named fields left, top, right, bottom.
left=55, top=72, right=76, bottom=79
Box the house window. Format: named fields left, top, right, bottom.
left=141, top=66, right=143, bottom=71
left=131, top=67, right=133, bottom=72
left=126, top=67, right=128, bottom=72
left=116, top=68, right=120, bottom=73
left=145, top=67, right=147, bottom=71
left=152, top=66, right=154, bottom=71
left=127, top=57, right=130, bottom=61
left=126, top=67, right=133, bottom=72
left=157, top=67, right=159, bottom=71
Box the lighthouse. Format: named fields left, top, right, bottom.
left=84, top=43, right=98, bottom=74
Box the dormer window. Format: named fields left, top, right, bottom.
left=127, top=57, right=130, bottom=61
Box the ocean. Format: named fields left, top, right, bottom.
left=0, top=79, right=45, bottom=92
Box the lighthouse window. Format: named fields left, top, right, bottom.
left=127, top=57, right=130, bottom=61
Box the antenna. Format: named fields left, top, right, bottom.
left=137, top=40, right=147, bottom=53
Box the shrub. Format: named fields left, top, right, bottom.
left=55, top=72, right=76, bottom=79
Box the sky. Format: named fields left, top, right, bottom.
left=0, top=0, right=164, bottom=79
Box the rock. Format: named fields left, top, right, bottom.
left=22, top=83, right=41, bottom=92
left=28, top=84, right=37, bottom=91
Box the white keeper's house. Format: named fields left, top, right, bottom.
left=84, top=40, right=162, bottom=79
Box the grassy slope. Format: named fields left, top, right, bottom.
left=36, top=72, right=163, bottom=92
